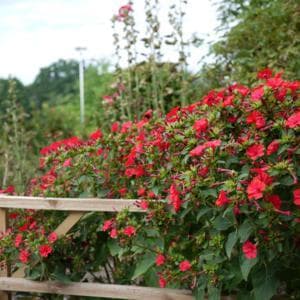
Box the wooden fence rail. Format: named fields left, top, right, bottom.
left=0, top=195, right=194, bottom=300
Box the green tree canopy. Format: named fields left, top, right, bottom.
left=28, top=59, right=79, bottom=106
left=198, top=0, right=300, bottom=93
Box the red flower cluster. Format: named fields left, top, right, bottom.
left=242, top=241, right=257, bottom=259
left=17, top=69, right=299, bottom=292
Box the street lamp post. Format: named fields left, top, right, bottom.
left=75, top=47, right=87, bottom=124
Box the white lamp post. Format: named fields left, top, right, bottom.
left=75, top=47, right=87, bottom=124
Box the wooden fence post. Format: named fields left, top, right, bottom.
left=0, top=208, right=10, bottom=300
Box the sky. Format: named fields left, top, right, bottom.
left=0, top=0, right=218, bottom=85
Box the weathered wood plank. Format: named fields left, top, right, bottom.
left=0, top=209, right=10, bottom=300
left=0, top=278, right=193, bottom=299
left=0, top=196, right=147, bottom=212
left=54, top=211, right=85, bottom=237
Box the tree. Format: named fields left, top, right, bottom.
left=0, top=77, right=29, bottom=111
left=198, top=0, right=300, bottom=93
left=28, top=59, right=79, bottom=106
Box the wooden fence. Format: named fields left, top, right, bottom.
left=0, top=195, right=194, bottom=300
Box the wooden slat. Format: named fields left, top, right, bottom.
left=0, top=196, right=147, bottom=212
left=0, top=278, right=193, bottom=300
left=13, top=212, right=84, bottom=278
left=54, top=211, right=85, bottom=237
left=0, top=209, right=10, bottom=300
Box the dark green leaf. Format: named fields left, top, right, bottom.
left=132, top=252, right=156, bottom=280
left=107, top=240, right=122, bottom=256
left=197, top=208, right=213, bottom=221
left=225, top=231, right=238, bottom=258
left=213, top=216, right=232, bottom=231
left=207, top=286, right=221, bottom=300
left=238, top=220, right=253, bottom=243
left=240, top=257, right=258, bottom=281
left=195, top=288, right=205, bottom=300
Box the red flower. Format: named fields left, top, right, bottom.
left=166, top=106, right=180, bottom=123
left=121, top=121, right=132, bottom=133
left=215, top=190, right=230, bottom=207
left=19, top=249, right=30, bottom=263
left=232, top=84, right=249, bottom=96
left=63, top=158, right=72, bottom=167
left=205, top=139, right=222, bottom=149
left=169, top=184, right=182, bottom=212
left=242, top=241, right=257, bottom=259
left=119, top=188, right=127, bottom=196
left=286, top=111, right=300, bottom=128
left=246, top=144, right=265, bottom=160
left=39, top=245, right=53, bottom=258
left=159, top=275, right=167, bottom=288
left=0, top=185, right=15, bottom=194
left=137, top=188, right=146, bottom=196
left=251, top=86, right=264, bottom=101
left=190, top=140, right=221, bottom=157
left=102, top=219, right=114, bottom=232
left=266, top=194, right=281, bottom=209
left=267, top=76, right=284, bottom=89
left=190, top=145, right=206, bottom=157
left=179, top=260, right=191, bottom=272
left=223, top=95, right=234, bottom=107
left=89, top=129, right=103, bottom=140
left=19, top=223, right=29, bottom=232
left=148, top=191, right=156, bottom=198
left=48, top=232, right=58, bottom=243
left=294, top=189, right=300, bottom=206
left=138, top=200, right=149, bottom=210
left=96, top=148, right=103, bottom=156
left=257, top=68, right=273, bottom=80
left=125, top=165, right=145, bottom=177
left=102, top=95, right=114, bottom=105
left=193, top=118, right=208, bottom=134
left=267, top=140, right=280, bottom=155
left=111, top=122, right=119, bottom=133
left=246, top=111, right=266, bottom=129
left=198, top=166, right=209, bottom=177
left=8, top=212, right=18, bottom=219
left=156, top=254, right=166, bottom=266
left=110, top=228, right=118, bottom=239
left=118, top=4, right=133, bottom=20
left=15, top=234, right=23, bottom=248
left=247, top=177, right=266, bottom=200
left=123, top=226, right=136, bottom=237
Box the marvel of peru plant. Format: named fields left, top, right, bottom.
left=0, top=69, right=299, bottom=299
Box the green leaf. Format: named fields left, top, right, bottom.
left=213, top=216, right=232, bottom=231
left=207, top=286, right=221, bottom=300
left=252, top=266, right=279, bottom=300
left=195, top=288, right=205, bottom=300
left=238, top=220, right=253, bottom=243
left=145, top=228, right=160, bottom=237
left=279, top=175, right=294, bottom=186
left=197, top=208, right=213, bottom=221
left=52, top=270, right=72, bottom=283
left=201, top=189, right=218, bottom=198
left=237, top=291, right=253, bottom=300
left=240, top=257, right=258, bottom=281
left=225, top=231, right=238, bottom=258
left=107, top=240, right=122, bottom=256
left=253, top=278, right=278, bottom=300
left=132, top=252, right=156, bottom=280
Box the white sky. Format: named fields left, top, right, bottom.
left=0, top=0, right=218, bottom=84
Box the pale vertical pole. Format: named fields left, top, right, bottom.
left=75, top=47, right=87, bottom=124
left=79, top=58, right=85, bottom=124
left=0, top=208, right=10, bottom=300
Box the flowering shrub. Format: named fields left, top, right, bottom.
left=1, top=69, right=300, bottom=299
